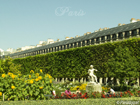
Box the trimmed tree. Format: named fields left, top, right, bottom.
left=1, top=56, right=21, bottom=74
left=107, top=45, right=139, bottom=90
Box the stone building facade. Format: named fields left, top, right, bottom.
left=1, top=20, right=140, bottom=59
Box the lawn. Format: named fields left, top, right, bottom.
left=0, top=97, right=140, bottom=105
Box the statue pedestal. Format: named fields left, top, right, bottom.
left=86, top=82, right=102, bottom=93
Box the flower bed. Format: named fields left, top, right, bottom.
left=53, top=89, right=140, bottom=99
left=0, top=69, right=54, bottom=101
left=0, top=69, right=140, bottom=101
left=55, top=92, right=88, bottom=99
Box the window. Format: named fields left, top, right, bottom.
left=82, top=40, right=85, bottom=46
left=91, top=39, right=94, bottom=44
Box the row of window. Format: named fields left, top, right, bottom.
left=4, top=29, right=140, bottom=59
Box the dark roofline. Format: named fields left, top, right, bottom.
left=4, top=21, right=140, bottom=57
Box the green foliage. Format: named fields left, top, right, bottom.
left=0, top=69, right=54, bottom=101
left=1, top=56, right=21, bottom=75
left=4, top=37, right=140, bottom=79
left=0, top=59, right=4, bottom=74
left=106, top=45, right=139, bottom=90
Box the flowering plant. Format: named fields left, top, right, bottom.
left=70, top=83, right=87, bottom=90
left=0, top=69, right=54, bottom=101
left=122, top=90, right=133, bottom=97
left=55, top=92, right=88, bottom=99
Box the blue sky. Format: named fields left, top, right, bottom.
left=0, top=0, right=140, bottom=51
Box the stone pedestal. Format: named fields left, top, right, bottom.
left=86, top=82, right=102, bottom=93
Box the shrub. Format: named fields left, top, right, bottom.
left=0, top=69, right=54, bottom=101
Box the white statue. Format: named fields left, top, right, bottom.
left=88, top=65, right=98, bottom=83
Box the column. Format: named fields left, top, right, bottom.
left=89, top=39, right=91, bottom=45
left=69, top=44, right=71, bottom=48
left=73, top=78, right=75, bottom=83
left=99, top=77, right=102, bottom=85
left=59, top=46, right=61, bottom=51
left=105, top=36, right=107, bottom=43
left=129, top=31, right=132, bottom=38
left=50, top=48, right=52, bottom=52
left=85, top=40, right=87, bottom=46
left=53, top=47, right=55, bottom=52
left=99, top=37, right=101, bottom=44
left=137, top=29, right=139, bottom=37
left=81, top=41, right=82, bottom=47
left=76, top=42, right=78, bottom=47
left=45, top=49, right=47, bottom=53
left=116, top=33, right=118, bottom=41
left=94, top=39, right=96, bottom=45
left=66, top=45, right=67, bottom=49
left=62, top=45, right=64, bottom=50
left=73, top=43, right=74, bottom=48
left=48, top=49, right=49, bottom=53
left=122, top=32, right=125, bottom=39
left=110, top=35, right=113, bottom=42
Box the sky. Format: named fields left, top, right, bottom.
left=0, top=0, right=140, bottom=51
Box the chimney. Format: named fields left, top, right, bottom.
left=130, top=18, right=137, bottom=23
left=65, top=37, right=70, bottom=40
left=84, top=33, right=86, bottom=35
left=99, top=28, right=103, bottom=31
left=86, top=32, right=91, bottom=34
left=75, top=35, right=79, bottom=38
left=57, top=39, right=60, bottom=41
left=103, top=27, right=108, bottom=30
left=118, top=23, right=122, bottom=26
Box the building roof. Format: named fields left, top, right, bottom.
left=0, top=48, right=4, bottom=52
left=3, top=21, right=140, bottom=57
